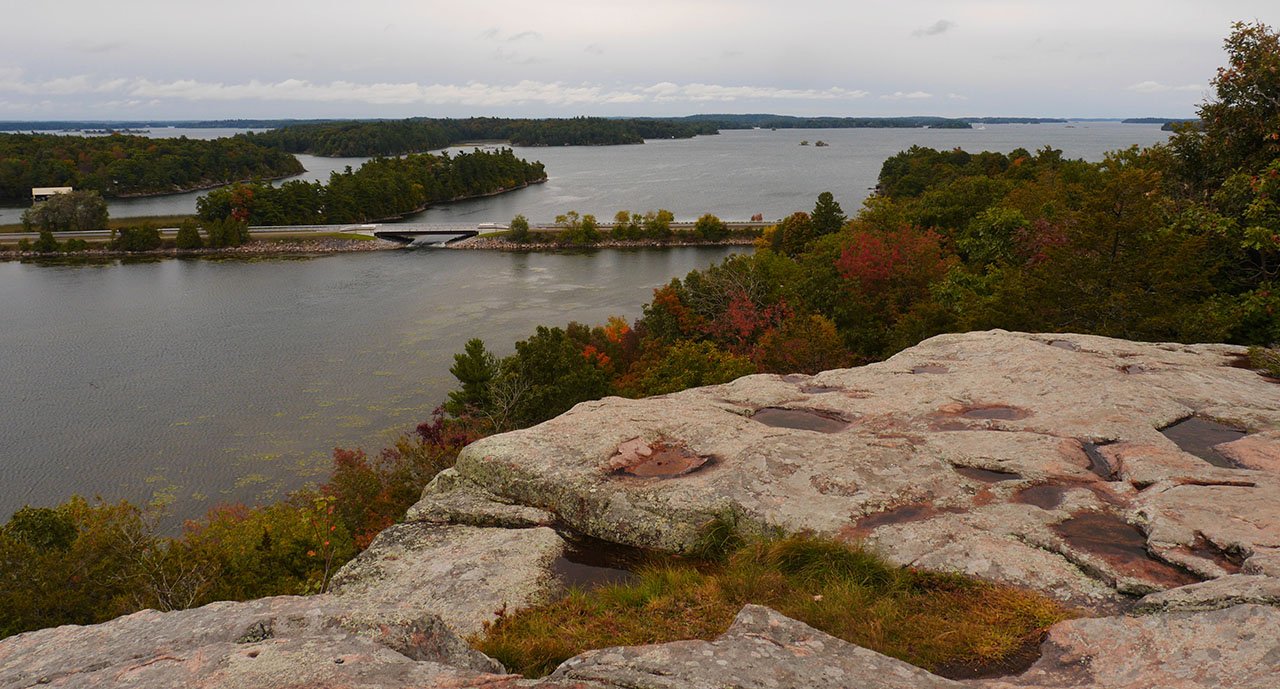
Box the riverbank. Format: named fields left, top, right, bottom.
left=449, top=234, right=759, bottom=251
left=0, top=235, right=398, bottom=262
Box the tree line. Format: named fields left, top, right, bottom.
left=196, top=148, right=546, bottom=225
left=0, top=133, right=303, bottom=203
left=240, top=117, right=722, bottom=157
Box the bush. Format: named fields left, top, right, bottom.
left=508, top=214, right=531, bottom=243
left=694, top=213, right=728, bottom=241
left=175, top=220, right=204, bottom=249
left=32, top=230, right=59, bottom=253
left=110, top=226, right=162, bottom=252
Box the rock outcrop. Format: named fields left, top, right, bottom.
left=444, top=330, right=1280, bottom=609
left=4, top=330, right=1279, bottom=688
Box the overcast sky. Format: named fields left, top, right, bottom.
left=0, top=1, right=1274, bottom=120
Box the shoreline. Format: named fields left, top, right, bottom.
left=448, top=235, right=758, bottom=251
left=0, top=236, right=400, bottom=262
left=0, top=233, right=756, bottom=262
left=366, top=177, right=548, bottom=222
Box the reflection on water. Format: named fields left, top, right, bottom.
left=0, top=246, right=743, bottom=521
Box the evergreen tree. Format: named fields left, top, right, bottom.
left=445, top=339, right=498, bottom=416
left=811, top=191, right=847, bottom=236
left=175, top=220, right=204, bottom=250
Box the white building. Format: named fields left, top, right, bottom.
left=31, top=186, right=73, bottom=202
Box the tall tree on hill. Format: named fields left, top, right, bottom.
left=811, top=191, right=847, bottom=236
left=1171, top=21, right=1280, bottom=187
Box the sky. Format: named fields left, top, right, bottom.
left=0, top=1, right=1275, bottom=120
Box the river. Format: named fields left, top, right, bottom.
left=0, top=123, right=1171, bottom=226
left=0, top=247, right=744, bottom=521
left=0, top=122, right=1173, bottom=522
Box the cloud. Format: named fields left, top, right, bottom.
left=507, top=31, right=541, bottom=42
left=0, top=72, right=875, bottom=107
left=1126, top=80, right=1202, bottom=94
left=584, top=43, right=604, bottom=55
left=880, top=91, right=933, bottom=100
left=491, top=47, right=540, bottom=65
left=80, top=41, right=125, bottom=54
left=946, top=93, right=968, bottom=100
left=477, top=28, right=499, bottom=40
left=912, top=20, right=956, bottom=37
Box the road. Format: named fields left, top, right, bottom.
left=1, top=221, right=775, bottom=242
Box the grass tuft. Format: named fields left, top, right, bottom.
left=1248, top=345, right=1280, bottom=377
left=474, top=531, right=1074, bottom=680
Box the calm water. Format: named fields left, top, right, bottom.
left=0, top=122, right=1173, bottom=522
left=0, top=123, right=1170, bottom=225
left=0, top=247, right=743, bottom=521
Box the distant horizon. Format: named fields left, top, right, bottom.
left=4, top=1, right=1268, bottom=120
left=0, top=114, right=1198, bottom=126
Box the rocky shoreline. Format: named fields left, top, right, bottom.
left=3, top=330, right=1278, bottom=688
left=449, top=235, right=758, bottom=251
left=0, top=236, right=400, bottom=262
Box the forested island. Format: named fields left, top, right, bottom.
left=196, top=147, right=546, bottom=224
left=239, top=117, right=721, bottom=156
left=0, top=133, right=302, bottom=203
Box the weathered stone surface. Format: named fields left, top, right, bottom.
left=552, top=604, right=962, bottom=689
left=982, top=604, right=1280, bottom=689
left=1216, top=430, right=1280, bottom=472
left=0, top=595, right=504, bottom=689
left=328, top=522, right=566, bottom=636
left=405, top=469, right=559, bottom=528
left=1134, top=574, right=1280, bottom=612
left=446, top=330, right=1280, bottom=607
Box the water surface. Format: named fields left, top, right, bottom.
left=0, top=247, right=743, bottom=520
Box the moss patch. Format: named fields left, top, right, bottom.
left=473, top=534, right=1072, bottom=679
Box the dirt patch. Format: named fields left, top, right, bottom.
left=610, top=438, right=711, bottom=478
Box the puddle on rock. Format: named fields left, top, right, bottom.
left=752, top=407, right=851, bottom=433
left=612, top=439, right=711, bottom=478
left=799, top=384, right=843, bottom=394
left=1016, top=482, right=1124, bottom=511
left=848, top=503, right=962, bottom=536
left=954, top=466, right=1022, bottom=483
left=1047, top=340, right=1079, bottom=351
left=911, top=364, right=949, bottom=374
left=1053, top=513, right=1200, bottom=588
left=1015, top=484, right=1068, bottom=510
left=960, top=405, right=1030, bottom=421
left=1159, top=417, right=1246, bottom=468
left=552, top=534, right=648, bottom=590
left=1083, top=442, right=1118, bottom=480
